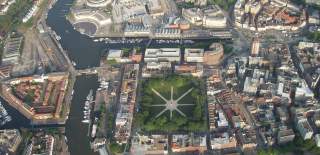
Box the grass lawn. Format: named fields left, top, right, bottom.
left=136, top=75, right=207, bottom=132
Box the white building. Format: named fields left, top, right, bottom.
left=203, top=16, right=227, bottom=28
left=202, top=5, right=227, bottom=28
left=107, top=49, right=123, bottom=62
left=243, top=77, right=259, bottom=95
left=297, top=118, right=314, bottom=140
left=217, top=110, right=228, bottom=128
left=184, top=48, right=204, bottom=63
left=154, top=28, right=181, bottom=38
left=309, top=10, right=320, bottom=25
left=210, top=133, right=237, bottom=150
left=144, top=48, right=181, bottom=62
left=147, top=0, right=165, bottom=17
left=22, top=3, right=39, bottom=23
left=295, top=81, right=314, bottom=101
left=112, top=0, right=147, bottom=23
left=315, top=134, right=320, bottom=147
left=182, top=5, right=227, bottom=28
left=146, top=62, right=171, bottom=70
left=85, top=0, right=112, bottom=8
left=124, top=24, right=150, bottom=37
left=182, top=8, right=203, bottom=26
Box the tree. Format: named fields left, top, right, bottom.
left=193, top=103, right=202, bottom=120
left=145, top=121, right=157, bottom=131
left=308, top=31, right=320, bottom=42
left=155, top=116, right=167, bottom=127
left=208, top=0, right=237, bottom=10
left=109, top=143, right=124, bottom=154
left=166, top=122, right=179, bottom=131
left=142, top=96, right=153, bottom=106
left=135, top=113, right=146, bottom=127
left=173, top=116, right=187, bottom=126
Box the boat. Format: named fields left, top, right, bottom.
left=0, top=101, right=11, bottom=126
left=71, top=61, right=77, bottom=66
left=86, top=90, right=93, bottom=101
left=82, top=90, right=93, bottom=124
left=56, top=35, right=61, bottom=41
left=4, top=116, right=11, bottom=122
left=85, top=101, right=90, bottom=106
left=91, top=124, right=97, bottom=138
left=82, top=120, right=90, bottom=123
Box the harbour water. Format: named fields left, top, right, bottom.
left=65, top=75, right=99, bottom=155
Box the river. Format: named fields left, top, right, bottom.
left=45, top=0, right=102, bottom=154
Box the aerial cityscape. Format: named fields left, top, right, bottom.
left=0, top=0, right=320, bottom=155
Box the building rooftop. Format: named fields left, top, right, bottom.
left=131, top=134, right=168, bottom=155
left=171, top=134, right=207, bottom=153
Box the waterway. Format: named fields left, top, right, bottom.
left=65, top=75, right=99, bottom=155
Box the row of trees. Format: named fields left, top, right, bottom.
left=258, top=136, right=320, bottom=155
left=208, top=0, right=237, bottom=10
left=308, top=31, right=320, bottom=42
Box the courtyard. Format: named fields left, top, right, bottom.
left=135, top=75, right=207, bottom=132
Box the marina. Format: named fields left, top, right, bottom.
left=92, top=38, right=196, bottom=45
left=82, top=90, right=93, bottom=124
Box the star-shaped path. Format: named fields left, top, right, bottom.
left=151, top=86, right=194, bottom=119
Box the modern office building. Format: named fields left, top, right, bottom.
left=184, top=48, right=204, bottom=63
left=145, top=48, right=181, bottom=63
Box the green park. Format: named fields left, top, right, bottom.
left=135, top=75, right=207, bottom=132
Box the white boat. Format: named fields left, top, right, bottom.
left=82, top=120, right=90, bottom=123
left=4, top=116, right=11, bottom=122
left=91, top=124, right=97, bottom=138
left=86, top=90, right=93, bottom=101
left=0, top=101, right=11, bottom=126
left=56, top=35, right=61, bottom=40
left=72, top=61, right=76, bottom=66
left=85, top=100, right=90, bottom=106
